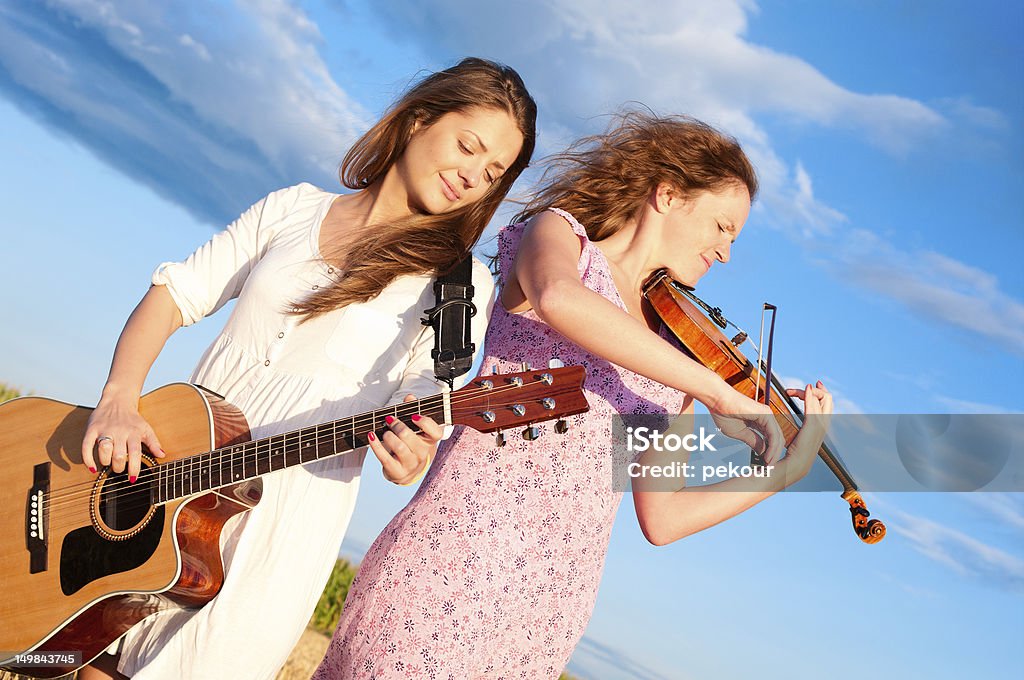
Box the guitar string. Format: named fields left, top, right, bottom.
left=43, top=377, right=550, bottom=503
left=56, top=376, right=571, bottom=502
left=42, top=397, right=569, bottom=519
left=40, top=403, right=575, bottom=533
left=41, top=378, right=578, bottom=514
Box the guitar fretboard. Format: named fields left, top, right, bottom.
left=150, top=394, right=447, bottom=503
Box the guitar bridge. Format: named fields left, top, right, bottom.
left=26, top=462, right=49, bottom=573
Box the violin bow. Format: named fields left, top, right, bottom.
left=655, top=275, right=885, bottom=544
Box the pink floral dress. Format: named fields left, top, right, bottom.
left=313, top=209, right=688, bottom=679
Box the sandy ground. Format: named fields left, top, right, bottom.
left=275, top=627, right=333, bottom=680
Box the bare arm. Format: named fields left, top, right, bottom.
left=81, top=285, right=183, bottom=480
left=632, top=383, right=833, bottom=545
left=505, top=211, right=785, bottom=458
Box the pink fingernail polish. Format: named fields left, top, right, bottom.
left=129, top=475, right=137, bottom=484
left=88, top=466, right=97, bottom=474
left=411, top=414, right=422, bottom=422
left=367, top=432, right=376, bottom=442
left=385, top=416, right=395, bottom=425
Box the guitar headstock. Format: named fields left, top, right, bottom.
left=450, top=364, right=589, bottom=434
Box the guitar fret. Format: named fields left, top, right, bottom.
left=269, top=434, right=286, bottom=472
left=323, top=421, right=336, bottom=460
left=197, top=452, right=210, bottom=492
left=173, top=460, right=185, bottom=500
left=154, top=373, right=563, bottom=504
left=217, top=449, right=228, bottom=486
left=246, top=441, right=255, bottom=479
left=300, top=428, right=313, bottom=464
left=253, top=439, right=264, bottom=477
left=333, top=418, right=350, bottom=456
left=209, top=451, right=221, bottom=489
left=162, top=398, right=448, bottom=501
left=284, top=432, right=302, bottom=468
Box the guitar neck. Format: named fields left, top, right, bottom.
left=152, top=393, right=448, bottom=503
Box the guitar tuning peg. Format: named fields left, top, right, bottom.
left=495, top=431, right=506, bottom=447
left=554, top=419, right=569, bottom=434
left=522, top=426, right=541, bottom=441
left=548, top=358, right=564, bottom=369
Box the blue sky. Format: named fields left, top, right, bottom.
left=1, top=1, right=1021, bottom=678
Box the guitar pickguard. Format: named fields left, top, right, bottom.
left=59, top=507, right=165, bottom=595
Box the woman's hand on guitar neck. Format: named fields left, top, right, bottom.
left=369, top=394, right=443, bottom=486
left=82, top=388, right=165, bottom=482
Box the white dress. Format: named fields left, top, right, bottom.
left=115, top=183, right=494, bottom=679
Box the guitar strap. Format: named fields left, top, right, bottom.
left=421, top=254, right=477, bottom=388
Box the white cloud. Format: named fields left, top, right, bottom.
left=178, top=34, right=211, bottom=62
left=0, top=0, right=369, bottom=222
left=778, top=373, right=865, bottom=415
left=1, top=0, right=1016, bottom=356
left=357, top=0, right=1024, bottom=354
left=938, top=96, right=1011, bottom=132
left=366, top=0, right=946, bottom=231
left=964, top=493, right=1024, bottom=532
left=834, top=230, right=1024, bottom=355
left=933, top=397, right=1020, bottom=415
left=55, top=0, right=368, bottom=175
left=888, top=504, right=1024, bottom=591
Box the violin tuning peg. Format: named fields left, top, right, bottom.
left=522, top=426, right=541, bottom=442
left=495, top=431, right=506, bottom=448
left=548, top=358, right=564, bottom=369
left=554, top=419, right=569, bottom=434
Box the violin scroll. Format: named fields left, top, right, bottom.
left=642, top=269, right=885, bottom=544
left=842, top=490, right=886, bottom=544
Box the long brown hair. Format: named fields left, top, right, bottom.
left=296, top=57, right=536, bottom=321
left=514, top=111, right=757, bottom=241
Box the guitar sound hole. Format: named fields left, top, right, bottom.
left=99, top=469, right=155, bottom=532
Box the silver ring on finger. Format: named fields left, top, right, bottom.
left=96, top=435, right=114, bottom=444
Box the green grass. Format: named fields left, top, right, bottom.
left=0, top=382, right=22, bottom=403
left=308, top=558, right=359, bottom=635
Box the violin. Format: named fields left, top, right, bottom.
left=642, top=269, right=885, bottom=544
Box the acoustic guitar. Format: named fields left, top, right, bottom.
left=0, top=365, right=589, bottom=677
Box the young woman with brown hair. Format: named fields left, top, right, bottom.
left=314, top=112, right=832, bottom=678
left=77, top=57, right=536, bottom=680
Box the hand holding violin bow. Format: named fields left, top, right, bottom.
left=643, top=269, right=885, bottom=544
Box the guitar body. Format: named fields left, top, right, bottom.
left=0, top=364, right=592, bottom=677
left=0, top=383, right=255, bottom=678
